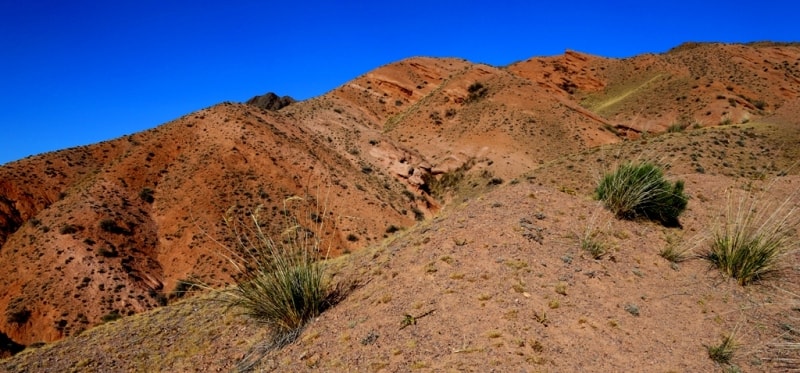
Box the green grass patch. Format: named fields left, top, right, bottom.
left=596, top=162, right=688, bottom=226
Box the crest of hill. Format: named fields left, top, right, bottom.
left=508, top=42, right=800, bottom=134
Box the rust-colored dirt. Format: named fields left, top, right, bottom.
left=1, top=42, right=799, bottom=371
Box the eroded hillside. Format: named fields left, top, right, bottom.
left=1, top=42, right=799, bottom=368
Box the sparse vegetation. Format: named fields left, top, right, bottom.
left=5, top=298, right=31, bottom=325
left=581, top=236, right=606, bottom=259
left=705, top=188, right=799, bottom=285
left=555, top=282, right=568, bottom=296
left=411, top=208, right=425, bottom=221
left=667, top=123, right=686, bottom=133
left=707, top=334, right=736, bottom=364
left=97, top=246, right=119, bottom=258
left=59, top=224, right=79, bottom=235
left=465, top=82, right=488, bottom=103
left=4, top=43, right=800, bottom=373
left=596, top=162, right=688, bottom=226
left=169, top=278, right=198, bottom=300
left=421, top=158, right=475, bottom=199
left=659, top=245, right=691, bottom=263
left=659, top=233, right=690, bottom=263
left=99, top=219, right=129, bottom=235
left=139, top=187, right=155, bottom=203
left=100, top=311, right=122, bottom=323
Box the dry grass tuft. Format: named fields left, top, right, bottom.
left=705, top=187, right=799, bottom=285
left=707, top=333, right=736, bottom=365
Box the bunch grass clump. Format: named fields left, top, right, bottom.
left=221, top=197, right=337, bottom=348
left=705, top=188, right=799, bottom=285
left=707, top=334, right=736, bottom=364
left=659, top=245, right=691, bottom=263
left=578, top=206, right=609, bottom=260
left=659, top=233, right=691, bottom=263
left=596, top=161, right=688, bottom=226
left=581, top=237, right=606, bottom=259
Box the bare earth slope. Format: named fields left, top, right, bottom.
left=1, top=42, right=799, bottom=370
left=3, top=121, right=799, bottom=372
left=510, top=42, right=800, bottom=135
left=0, top=102, right=418, bottom=346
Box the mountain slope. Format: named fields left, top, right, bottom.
left=1, top=42, right=799, bottom=364
left=3, top=121, right=798, bottom=372
left=0, top=102, right=417, bottom=345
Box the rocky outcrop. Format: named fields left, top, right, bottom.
left=245, top=92, right=295, bottom=111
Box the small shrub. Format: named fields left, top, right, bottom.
left=5, top=300, right=31, bottom=325
left=139, top=188, right=155, bottom=204
left=581, top=237, right=606, bottom=259
left=422, top=158, right=475, bottom=199
left=97, top=246, right=118, bottom=258
left=465, top=82, right=488, bottom=103
left=60, top=224, right=79, bottom=235
left=596, top=162, right=688, bottom=226
left=411, top=208, right=425, bottom=221
left=467, top=82, right=484, bottom=93
left=659, top=245, right=690, bottom=263
left=100, top=311, right=122, bottom=323
left=555, top=282, right=568, bottom=295
left=707, top=334, right=736, bottom=364
left=6, top=308, right=31, bottom=325
left=169, top=278, right=198, bottom=300
left=99, top=219, right=129, bottom=235
left=667, top=123, right=686, bottom=133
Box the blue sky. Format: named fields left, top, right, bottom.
left=1, top=1, right=798, bottom=165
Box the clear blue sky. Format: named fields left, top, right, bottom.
left=1, top=1, right=797, bottom=165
